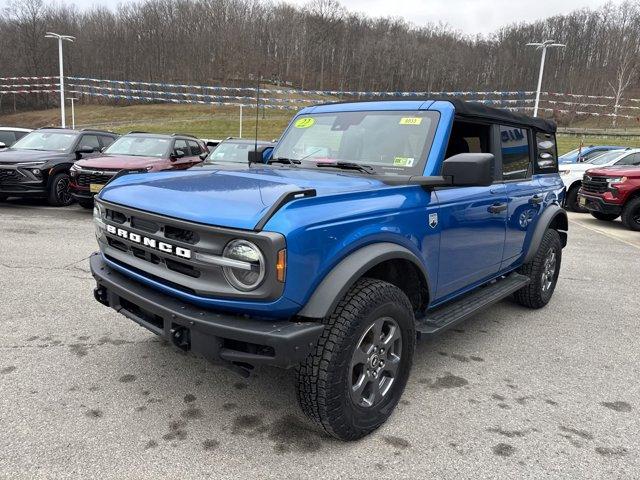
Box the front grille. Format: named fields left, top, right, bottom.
left=165, top=225, right=199, bottom=244
left=0, top=169, right=20, bottom=184
left=76, top=169, right=118, bottom=187
left=582, top=175, right=609, bottom=194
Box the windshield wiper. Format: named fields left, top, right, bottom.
left=315, top=162, right=375, bottom=174
left=269, top=157, right=301, bottom=165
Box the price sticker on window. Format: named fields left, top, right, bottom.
left=399, top=117, right=422, bottom=125
left=294, top=118, right=316, bottom=129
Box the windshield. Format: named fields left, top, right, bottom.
left=12, top=131, right=77, bottom=152
left=587, top=150, right=624, bottom=165
left=104, top=136, right=171, bottom=157
left=272, top=111, right=438, bottom=175
left=204, top=142, right=264, bottom=164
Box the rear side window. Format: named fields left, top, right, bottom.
left=535, top=131, right=558, bottom=173
left=188, top=140, right=203, bottom=156
left=500, top=126, right=531, bottom=181
left=174, top=139, right=189, bottom=156
left=100, top=135, right=116, bottom=148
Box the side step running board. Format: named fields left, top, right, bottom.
left=415, top=273, right=530, bottom=336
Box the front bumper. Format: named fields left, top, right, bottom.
left=90, top=253, right=323, bottom=370
left=577, top=192, right=622, bottom=215
left=69, top=183, right=96, bottom=201
left=0, top=165, right=46, bottom=196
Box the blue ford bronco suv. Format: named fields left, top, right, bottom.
left=90, top=99, right=567, bottom=440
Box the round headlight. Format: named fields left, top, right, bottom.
left=222, top=240, right=265, bottom=291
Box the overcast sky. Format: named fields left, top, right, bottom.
left=48, top=0, right=623, bottom=35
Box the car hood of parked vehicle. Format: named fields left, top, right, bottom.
left=0, top=148, right=69, bottom=164
left=75, top=154, right=162, bottom=170
left=585, top=166, right=640, bottom=177
left=99, top=167, right=395, bottom=230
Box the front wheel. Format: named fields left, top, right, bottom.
left=514, top=229, right=562, bottom=309
left=295, top=278, right=415, bottom=441
left=566, top=185, right=587, bottom=213
left=621, top=198, right=640, bottom=231
left=47, top=172, right=74, bottom=207
left=590, top=211, right=619, bottom=222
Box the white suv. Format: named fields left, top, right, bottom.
left=560, top=148, right=640, bottom=211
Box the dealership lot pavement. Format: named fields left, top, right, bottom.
left=0, top=202, right=638, bottom=479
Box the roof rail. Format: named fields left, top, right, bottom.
left=80, top=128, right=117, bottom=134
left=37, top=126, right=70, bottom=130
left=127, top=131, right=149, bottom=134
left=171, top=133, right=199, bottom=139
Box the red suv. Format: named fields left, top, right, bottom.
left=70, top=133, right=206, bottom=208
left=578, top=166, right=640, bottom=231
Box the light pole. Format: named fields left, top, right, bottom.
left=45, top=32, right=75, bottom=128
left=526, top=40, right=565, bottom=117
left=68, top=97, right=78, bottom=129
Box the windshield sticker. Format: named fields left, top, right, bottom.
left=294, top=118, right=315, bottom=129
left=399, top=117, right=422, bottom=125
left=393, top=157, right=415, bottom=167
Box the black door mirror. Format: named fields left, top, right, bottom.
left=199, top=152, right=208, bottom=161
left=442, top=153, right=494, bottom=186
left=248, top=146, right=269, bottom=164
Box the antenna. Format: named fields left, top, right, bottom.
left=254, top=76, right=260, bottom=159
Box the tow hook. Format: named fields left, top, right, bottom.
left=170, top=326, right=191, bottom=351
left=93, top=286, right=109, bottom=306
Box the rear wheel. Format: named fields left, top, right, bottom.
left=514, top=229, right=562, bottom=309
left=77, top=198, right=94, bottom=209
left=295, top=278, right=415, bottom=441
left=621, top=197, right=640, bottom=231
left=47, top=172, right=74, bottom=207
left=566, top=185, right=587, bottom=212
left=590, top=212, right=618, bottom=222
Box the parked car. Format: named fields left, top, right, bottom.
left=559, top=145, right=625, bottom=164
left=578, top=165, right=640, bottom=230
left=0, top=127, right=32, bottom=148
left=70, top=133, right=207, bottom=208
left=0, top=128, right=118, bottom=206
left=196, top=138, right=276, bottom=166
left=89, top=99, right=567, bottom=440
left=560, top=148, right=640, bottom=211
left=201, top=138, right=222, bottom=149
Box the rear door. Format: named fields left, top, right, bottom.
left=171, top=139, right=195, bottom=169
left=500, top=125, right=543, bottom=264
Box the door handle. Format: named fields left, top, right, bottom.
left=488, top=203, right=507, bottom=214
left=529, top=195, right=543, bottom=205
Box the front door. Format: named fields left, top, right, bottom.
left=435, top=184, right=508, bottom=299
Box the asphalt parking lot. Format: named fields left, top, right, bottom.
left=0, top=202, right=638, bottom=479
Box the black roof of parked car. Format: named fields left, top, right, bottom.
left=316, top=98, right=557, bottom=134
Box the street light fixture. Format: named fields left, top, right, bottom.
left=45, top=32, right=75, bottom=128
left=526, top=40, right=565, bottom=117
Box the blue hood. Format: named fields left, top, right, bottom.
left=98, top=167, right=390, bottom=230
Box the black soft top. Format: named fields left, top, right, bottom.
left=446, top=98, right=556, bottom=134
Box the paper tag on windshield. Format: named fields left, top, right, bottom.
left=399, top=117, right=422, bottom=125
left=394, top=157, right=415, bottom=167
left=294, top=118, right=315, bottom=128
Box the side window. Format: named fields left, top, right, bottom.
left=445, top=120, right=495, bottom=180
left=615, top=153, right=640, bottom=166
left=535, top=131, right=558, bottom=173
left=582, top=149, right=605, bottom=161
left=500, top=126, right=531, bottom=181
left=100, top=135, right=116, bottom=148
left=80, top=135, right=100, bottom=151
left=14, top=131, right=29, bottom=141
left=173, top=139, right=189, bottom=157
left=188, top=140, right=203, bottom=156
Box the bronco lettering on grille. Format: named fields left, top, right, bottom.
left=105, top=224, right=192, bottom=259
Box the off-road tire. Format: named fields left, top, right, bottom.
left=590, top=211, right=618, bottom=222
left=295, top=278, right=415, bottom=441
left=566, top=184, right=587, bottom=213
left=77, top=198, right=94, bottom=209
left=47, top=172, right=74, bottom=207
left=514, top=229, right=562, bottom=309
left=621, top=197, right=640, bottom=231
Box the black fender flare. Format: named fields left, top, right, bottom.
left=297, top=242, right=431, bottom=320
left=46, top=163, right=74, bottom=187
left=523, top=204, right=568, bottom=263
